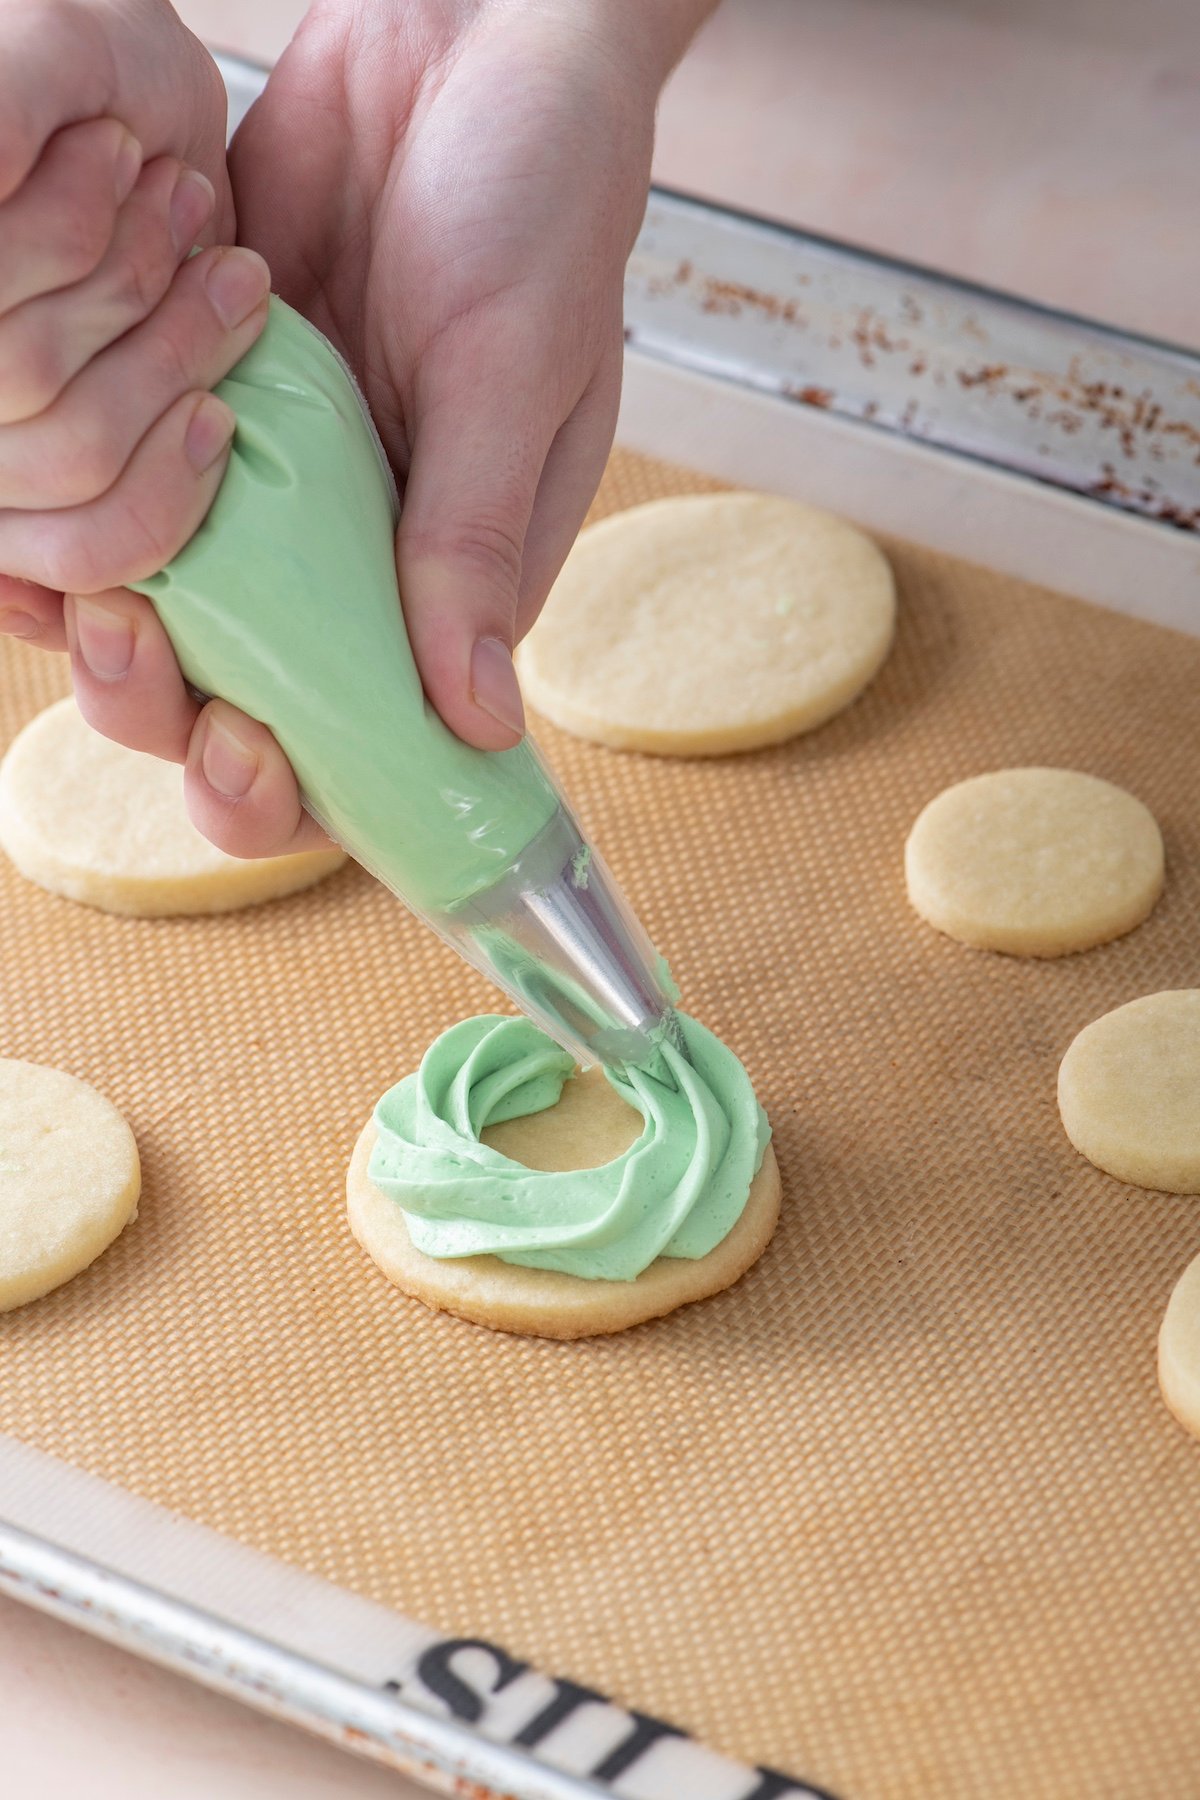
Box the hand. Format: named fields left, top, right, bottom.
left=0, top=1, right=696, bottom=864
left=181, top=0, right=672, bottom=857
left=0, top=0, right=273, bottom=803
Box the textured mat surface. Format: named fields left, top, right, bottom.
left=2, top=451, right=1199, bottom=1799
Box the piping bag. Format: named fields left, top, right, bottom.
left=130, top=298, right=680, bottom=1071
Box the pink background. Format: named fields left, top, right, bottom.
left=187, top=0, right=1200, bottom=345
left=9, top=1, right=1196, bottom=1793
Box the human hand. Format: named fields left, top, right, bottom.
left=170, top=0, right=674, bottom=858
left=0, top=0, right=272, bottom=798
left=0, top=1, right=699, bottom=864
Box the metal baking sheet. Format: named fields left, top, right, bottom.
left=1, top=47, right=1198, bottom=1800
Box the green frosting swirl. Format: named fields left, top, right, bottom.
left=368, top=1014, right=770, bottom=1281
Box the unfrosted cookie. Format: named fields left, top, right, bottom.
left=347, top=1065, right=782, bottom=1340
left=905, top=768, right=1163, bottom=957
left=516, top=492, right=895, bottom=754
left=1058, top=991, right=1200, bottom=1193
left=0, top=698, right=346, bottom=917
left=0, top=1058, right=140, bottom=1310
left=1159, top=1250, right=1200, bottom=1441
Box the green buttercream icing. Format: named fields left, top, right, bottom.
left=367, top=1013, right=770, bottom=1280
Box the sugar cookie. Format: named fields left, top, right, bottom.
left=0, top=1058, right=139, bottom=1310
left=1159, top=1250, right=1200, bottom=1441
left=347, top=1065, right=782, bottom=1340
left=0, top=698, right=346, bottom=917
left=1058, top=991, right=1200, bottom=1193
left=516, top=492, right=895, bottom=754
left=905, top=768, right=1163, bottom=957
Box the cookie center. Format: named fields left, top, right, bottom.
left=480, top=1065, right=643, bottom=1172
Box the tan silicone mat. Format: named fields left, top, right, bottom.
left=3, top=450, right=1200, bottom=1799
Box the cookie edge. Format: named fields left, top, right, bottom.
left=346, top=1118, right=781, bottom=1340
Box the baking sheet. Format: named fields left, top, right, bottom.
left=2, top=448, right=1200, bottom=1798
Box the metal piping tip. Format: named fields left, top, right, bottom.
left=433, top=804, right=681, bottom=1073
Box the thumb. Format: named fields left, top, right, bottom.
left=396, top=359, right=552, bottom=751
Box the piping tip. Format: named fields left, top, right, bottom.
left=434, top=803, right=681, bottom=1073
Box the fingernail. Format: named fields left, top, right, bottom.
left=470, top=636, right=525, bottom=737
left=201, top=714, right=258, bottom=799
left=185, top=393, right=236, bottom=474
left=0, top=609, right=38, bottom=639
left=0, top=608, right=38, bottom=637
left=73, top=598, right=134, bottom=681
left=170, top=168, right=215, bottom=254
left=114, top=130, right=142, bottom=205
left=205, top=247, right=270, bottom=329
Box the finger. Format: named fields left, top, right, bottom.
left=0, top=8, right=113, bottom=202
left=0, top=577, right=65, bottom=650
left=0, top=8, right=234, bottom=241
left=398, top=337, right=563, bottom=751
left=0, top=157, right=215, bottom=425
left=63, top=588, right=200, bottom=763
left=0, top=388, right=236, bottom=594
left=514, top=351, right=622, bottom=642
left=0, top=117, right=141, bottom=313
left=185, top=700, right=335, bottom=860
left=0, top=243, right=269, bottom=511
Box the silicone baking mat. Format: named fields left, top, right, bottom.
left=2, top=450, right=1199, bottom=1799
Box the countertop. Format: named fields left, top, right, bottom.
left=184, top=0, right=1200, bottom=346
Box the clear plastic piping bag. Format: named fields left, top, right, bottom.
left=131, top=298, right=680, bottom=1070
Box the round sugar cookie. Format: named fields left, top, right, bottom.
left=1058, top=991, right=1200, bottom=1193
left=0, top=698, right=346, bottom=917
left=905, top=768, right=1163, bottom=957
left=516, top=492, right=895, bottom=755
left=1159, top=1250, right=1200, bottom=1441
left=347, top=1066, right=782, bottom=1339
left=0, top=1058, right=140, bottom=1311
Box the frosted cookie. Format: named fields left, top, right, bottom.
left=905, top=768, right=1163, bottom=957
left=1159, top=1250, right=1200, bottom=1441
left=1058, top=991, right=1200, bottom=1193
left=516, top=492, right=895, bottom=755
left=347, top=1014, right=781, bottom=1339
left=0, top=698, right=345, bottom=917
left=0, top=1058, right=139, bottom=1310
